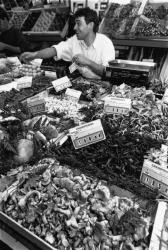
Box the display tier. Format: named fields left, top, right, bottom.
left=99, top=0, right=168, bottom=40
left=21, top=6, right=69, bottom=41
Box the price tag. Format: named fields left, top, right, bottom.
left=65, top=88, right=81, bottom=102
left=26, top=90, right=48, bottom=105
left=45, top=71, right=57, bottom=79
left=163, top=88, right=168, bottom=104
left=52, top=76, right=72, bottom=92
left=16, top=76, right=32, bottom=90
left=69, top=119, right=106, bottom=149
left=104, top=97, right=131, bottom=115
left=69, top=62, right=78, bottom=73
left=140, top=151, right=168, bottom=199
left=28, top=99, right=46, bottom=115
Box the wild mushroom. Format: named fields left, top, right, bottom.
left=18, top=190, right=41, bottom=209
left=45, top=232, right=55, bottom=244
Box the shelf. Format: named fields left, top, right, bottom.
left=113, top=37, right=168, bottom=48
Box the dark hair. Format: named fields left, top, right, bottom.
left=0, top=7, right=9, bottom=21
left=74, top=7, right=99, bottom=33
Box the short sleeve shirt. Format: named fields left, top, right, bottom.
left=52, top=33, right=115, bottom=79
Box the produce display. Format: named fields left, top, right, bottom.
left=21, top=11, right=41, bottom=31
left=49, top=11, right=68, bottom=32
left=0, top=60, right=168, bottom=249
left=100, top=2, right=168, bottom=39
left=9, top=11, right=28, bottom=29
left=31, top=10, right=56, bottom=32
left=135, top=3, right=168, bottom=37
left=18, top=64, right=43, bottom=77
left=100, top=2, right=141, bottom=38
left=0, top=159, right=155, bottom=250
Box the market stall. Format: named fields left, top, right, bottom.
left=0, top=0, right=168, bottom=249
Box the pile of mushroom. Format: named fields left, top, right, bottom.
left=2, top=158, right=151, bottom=250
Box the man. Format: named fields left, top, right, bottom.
left=0, top=7, right=30, bottom=56
left=20, top=7, right=115, bottom=79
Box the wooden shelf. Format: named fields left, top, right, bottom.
left=113, top=38, right=168, bottom=49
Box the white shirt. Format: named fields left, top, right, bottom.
left=52, top=33, right=115, bottom=79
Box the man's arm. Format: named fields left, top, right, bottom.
left=20, top=47, right=57, bottom=63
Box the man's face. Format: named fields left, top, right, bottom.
left=0, top=18, right=9, bottom=33
left=74, top=16, right=92, bottom=40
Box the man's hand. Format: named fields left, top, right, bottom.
left=73, top=54, right=91, bottom=67
left=20, top=52, right=37, bottom=63
left=0, top=42, right=7, bottom=51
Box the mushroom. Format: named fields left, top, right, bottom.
left=18, top=190, right=41, bottom=209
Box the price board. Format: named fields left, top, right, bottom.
left=140, top=145, right=168, bottom=198
left=17, top=76, right=32, bottom=90
left=45, top=71, right=57, bottom=79
left=65, top=88, right=82, bottom=102
left=52, top=76, right=72, bottom=92
left=28, top=99, right=46, bottom=115
left=162, top=88, right=168, bottom=104
left=104, top=97, right=131, bottom=115
left=69, top=119, right=106, bottom=149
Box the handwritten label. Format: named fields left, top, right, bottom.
left=69, top=119, right=106, bottom=149
left=52, top=76, right=71, bottom=92
left=45, top=71, right=57, bottom=79
left=69, top=62, right=78, bottom=73
left=65, top=88, right=81, bottom=102
left=163, top=88, right=168, bottom=104
left=104, top=97, right=131, bottom=115
left=17, top=76, right=32, bottom=90
left=28, top=99, right=46, bottom=115
left=26, top=90, right=48, bottom=104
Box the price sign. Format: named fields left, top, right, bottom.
left=69, top=119, right=106, bottom=149
left=52, top=76, right=72, bottom=92
left=65, top=88, right=81, bottom=102
left=140, top=146, right=168, bottom=199
left=69, top=62, right=78, bottom=73
left=163, top=88, right=168, bottom=104
left=26, top=90, right=48, bottom=105
left=28, top=99, right=46, bottom=115
left=104, top=97, right=131, bottom=115
left=45, top=71, right=57, bottom=79
left=17, top=76, right=32, bottom=90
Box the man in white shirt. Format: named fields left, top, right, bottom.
left=20, top=7, right=115, bottom=79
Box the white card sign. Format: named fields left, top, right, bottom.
left=65, top=88, right=81, bottom=102
left=52, top=76, right=72, bottom=92
left=45, top=71, right=57, bottom=79
left=69, top=119, right=106, bottom=149
left=104, top=97, right=131, bottom=115
left=28, top=99, right=46, bottom=115
left=69, top=62, right=78, bottom=73
left=163, top=88, right=168, bottom=104
left=17, top=76, right=32, bottom=90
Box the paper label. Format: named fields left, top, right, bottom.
left=65, top=88, right=81, bottom=102
left=52, top=76, right=72, bottom=92
left=69, top=119, right=106, bottom=149
left=28, top=99, right=46, bottom=115
left=104, top=97, right=131, bottom=114
left=26, top=90, right=48, bottom=104
left=163, top=89, right=168, bottom=104
left=69, top=62, right=78, bottom=73
left=140, top=158, right=168, bottom=198
left=45, top=71, right=57, bottom=79
left=16, top=76, right=32, bottom=89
